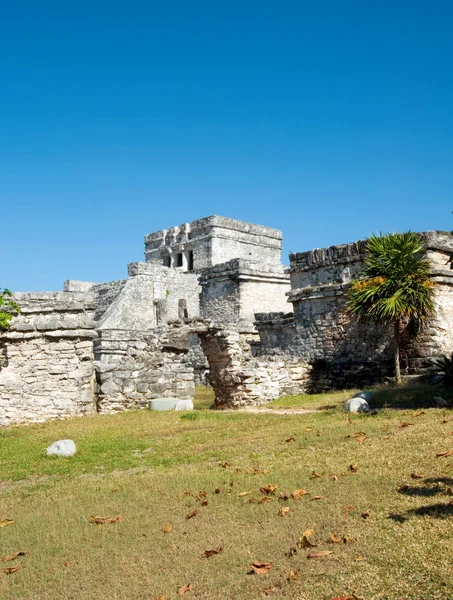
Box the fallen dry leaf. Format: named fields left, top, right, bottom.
left=264, top=588, right=277, bottom=595
left=202, top=546, right=223, bottom=558
left=400, top=422, right=413, bottom=428
left=214, top=488, right=221, bottom=494
left=245, top=468, right=270, bottom=475
left=285, top=436, right=296, bottom=442
left=250, top=561, right=273, bottom=575
left=220, top=462, right=231, bottom=468
left=186, top=509, right=199, bottom=519
left=162, top=525, right=173, bottom=534
left=0, top=519, right=14, bottom=528
left=260, top=484, right=278, bottom=495
left=298, top=530, right=316, bottom=548
left=2, top=551, right=28, bottom=563
left=177, top=583, right=192, bottom=597
left=329, top=533, right=342, bottom=544
left=303, top=528, right=314, bottom=537
left=285, top=546, right=297, bottom=557
left=331, top=474, right=339, bottom=482
left=397, top=484, right=409, bottom=493
left=258, top=496, right=273, bottom=504
left=89, top=515, right=121, bottom=524
left=292, top=489, right=309, bottom=500
left=437, top=450, right=453, bottom=457
left=311, top=471, right=321, bottom=478
left=279, top=507, right=290, bottom=517
left=238, top=491, right=253, bottom=497
left=305, top=427, right=312, bottom=432
left=410, top=473, right=424, bottom=479
left=307, top=550, right=333, bottom=558
left=182, top=490, right=192, bottom=496
left=348, top=465, right=359, bottom=473
left=61, top=561, right=69, bottom=567
left=279, top=492, right=289, bottom=500
left=285, top=568, right=300, bottom=580
left=331, top=595, right=360, bottom=600
left=414, top=411, right=425, bottom=417
left=4, top=564, right=21, bottom=574
left=361, top=511, right=370, bottom=519
left=200, top=499, right=208, bottom=507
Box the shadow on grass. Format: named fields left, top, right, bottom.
left=389, top=475, right=453, bottom=521
left=370, top=382, right=453, bottom=410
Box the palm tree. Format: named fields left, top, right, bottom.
left=347, top=232, right=435, bottom=385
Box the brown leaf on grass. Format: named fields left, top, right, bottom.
left=361, top=511, right=370, bottom=519
left=260, top=484, right=278, bottom=495
left=292, top=489, right=309, bottom=500
left=329, top=533, right=342, bottom=544
left=264, top=588, right=277, bottom=595
left=298, top=530, right=316, bottom=548
left=220, top=462, right=231, bottom=468
left=186, top=509, right=199, bottom=519
left=61, top=561, right=69, bottom=567
left=0, top=519, right=14, bottom=528
left=182, top=490, right=192, bottom=496
left=397, top=484, right=409, bottom=493
left=157, top=596, right=168, bottom=600
left=197, top=491, right=207, bottom=498
left=258, top=497, right=273, bottom=504
left=307, top=550, right=333, bottom=558
left=311, top=495, right=324, bottom=500
left=2, top=551, right=28, bottom=563
left=214, top=488, right=221, bottom=494
left=4, top=564, right=21, bottom=574
left=162, top=525, right=173, bottom=534
left=414, top=411, right=425, bottom=417
left=200, top=499, right=208, bottom=507
left=348, top=418, right=353, bottom=424
left=316, top=431, right=323, bottom=437
left=238, top=491, right=253, bottom=497
left=400, top=422, right=413, bottom=428
left=202, top=546, right=223, bottom=558
left=305, top=427, right=312, bottom=432
left=245, top=468, right=271, bottom=475
left=177, top=583, right=192, bottom=596
left=285, top=436, right=296, bottom=442
left=285, top=568, right=300, bottom=580
left=278, top=492, right=289, bottom=500
left=279, top=507, right=290, bottom=517
left=311, top=471, right=321, bottom=478
left=285, top=546, right=297, bottom=557
left=331, top=595, right=361, bottom=600
left=348, top=464, right=359, bottom=473
left=436, top=450, right=453, bottom=457
left=352, top=432, right=367, bottom=438
left=410, top=473, right=424, bottom=479
left=250, top=561, right=273, bottom=575
left=89, top=515, right=121, bottom=524
left=331, top=475, right=339, bottom=482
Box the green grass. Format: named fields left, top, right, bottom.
left=1, top=385, right=452, bottom=599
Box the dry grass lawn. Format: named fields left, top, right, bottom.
left=1, top=384, right=452, bottom=600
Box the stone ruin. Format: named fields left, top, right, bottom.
left=1, top=216, right=452, bottom=426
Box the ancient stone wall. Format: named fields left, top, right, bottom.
left=145, top=215, right=284, bottom=270
left=94, top=322, right=195, bottom=414
left=199, top=259, right=290, bottom=325
left=0, top=292, right=97, bottom=426
left=195, top=324, right=309, bottom=408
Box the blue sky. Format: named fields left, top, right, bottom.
left=2, top=1, right=452, bottom=291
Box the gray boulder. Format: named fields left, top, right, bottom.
left=344, top=397, right=369, bottom=413
left=46, top=439, right=77, bottom=457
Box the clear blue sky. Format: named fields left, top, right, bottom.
left=2, top=1, right=452, bottom=291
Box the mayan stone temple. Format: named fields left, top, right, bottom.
left=1, top=216, right=453, bottom=426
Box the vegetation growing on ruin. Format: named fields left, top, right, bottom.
left=347, top=232, right=435, bottom=385
left=0, top=288, right=20, bottom=331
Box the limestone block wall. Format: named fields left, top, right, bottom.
left=195, top=324, right=309, bottom=408
left=199, top=259, right=291, bottom=325
left=94, top=322, right=195, bottom=414
left=145, top=215, right=284, bottom=270
left=97, top=263, right=200, bottom=331
left=0, top=292, right=97, bottom=427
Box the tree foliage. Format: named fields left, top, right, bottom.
left=0, top=288, right=21, bottom=331
left=347, top=232, right=435, bottom=384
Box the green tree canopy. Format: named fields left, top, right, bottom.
left=347, top=232, right=435, bottom=385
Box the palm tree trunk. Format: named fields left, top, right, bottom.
left=394, top=319, right=402, bottom=385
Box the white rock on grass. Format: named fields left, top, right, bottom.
left=174, top=399, right=194, bottom=411
left=344, top=397, right=369, bottom=413
left=46, top=439, right=77, bottom=457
